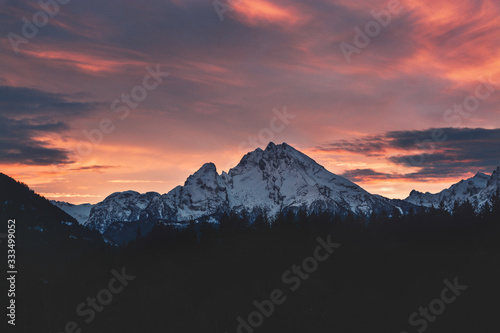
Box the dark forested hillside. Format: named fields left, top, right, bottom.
left=0, top=172, right=103, bottom=248
left=0, top=173, right=104, bottom=332
left=6, top=197, right=500, bottom=332
left=1, top=172, right=499, bottom=332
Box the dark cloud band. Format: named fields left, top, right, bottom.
left=324, top=127, right=500, bottom=180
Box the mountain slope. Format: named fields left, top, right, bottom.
left=0, top=173, right=103, bottom=246
left=87, top=143, right=414, bottom=234
left=405, top=167, right=500, bottom=210
left=51, top=201, right=94, bottom=225
left=162, top=162, right=230, bottom=221
left=87, top=191, right=162, bottom=233
left=223, top=142, right=402, bottom=216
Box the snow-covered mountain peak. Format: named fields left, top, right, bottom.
left=474, top=172, right=489, bottom=178
left=184, top=162, right=220, bottom=187
left=108, top=190, right=140, bottom=199
left=87, top=142, right=417, bottom=234
left=452, top=172, right=490, bottom=192
left=471, top=172, right=489, bottom=184
left=197, top=162, right=217, bottom=173
left=405, top=166, right=500, bottom=211
left=263, top=141, right=293, bottom=153
left=224, top=142, right=388, bottom=217
left=87, top=191, right=162, bottom=232
left=50, top=201, right=94, bottom=225
left=265, top=142, right=276, bottom=150
left=230, top=142, right=323, bottom=176
left=487, top=166, right=500, bottom=186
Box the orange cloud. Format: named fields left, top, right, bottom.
left=231, top=0, right=307, bottom=27
left=2, top=0, right=499, bottom=204
left=21, top=47, right=148, bottom=75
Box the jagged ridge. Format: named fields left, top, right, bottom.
left=405, top=167, right=500, bottom=211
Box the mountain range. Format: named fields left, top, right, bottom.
left=79, top=143, right=414, bottom=232
left=46, top=142, right=500, bottom=243
left=405, top=167, right=500, bottom=210
left=50, top=200, right=94, bottom=225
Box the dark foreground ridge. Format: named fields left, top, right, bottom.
left=1, top=170, right=500, bottom=332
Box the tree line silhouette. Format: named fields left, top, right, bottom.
left=1, top=170, right=499, bottom=332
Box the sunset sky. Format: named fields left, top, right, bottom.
left=1, top=0, right=500, bottom=204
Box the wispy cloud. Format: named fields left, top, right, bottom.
left=0, top=0, right=499, bottom=201
left=40, top=193, right=103, bottom=198
left=0, top=85, right=99, bottom=117
left=341, top=168, right=403, bottom=182
left=0, top=116, right=72, bottom=165
left=107, top=180, right=166, bottom=184
left=71, top=165, right=117, bottom=172
left=323, top=128, right=500, bottom=181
